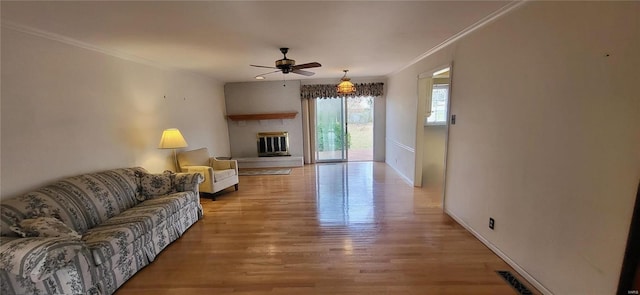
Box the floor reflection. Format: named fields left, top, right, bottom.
left=315, top=162, right=375, bottom=226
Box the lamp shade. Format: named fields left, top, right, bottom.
left=336, top=70, right=356, bottom=95
left=337, top=79, right=356, bottom=94
left=158, top=128, right=188, bottom=149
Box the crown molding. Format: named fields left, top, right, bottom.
left=1, top=20, right=174, bottom=71
left=389, top=0, right=529, bottom=76
left=2, top=20, right=222, bottom=82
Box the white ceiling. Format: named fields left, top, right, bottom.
left=1, top=1, right=510, bottom=83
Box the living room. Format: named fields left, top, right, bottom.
left=2, top=1, right=639, bottom=295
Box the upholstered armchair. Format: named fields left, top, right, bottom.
left=177, top=148, right=239, bottom=194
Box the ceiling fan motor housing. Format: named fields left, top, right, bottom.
left=276, top=58, right=296, bottom=73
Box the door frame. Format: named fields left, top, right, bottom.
left=617, top=181, right=640, bottom=294
left=414, top=63, right=453, bottom=206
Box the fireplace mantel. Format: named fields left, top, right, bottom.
left=227, top=112, right=298, bottom=121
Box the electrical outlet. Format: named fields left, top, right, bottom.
left=489, top=218, right=495, bottom=230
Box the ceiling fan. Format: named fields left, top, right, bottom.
left=251, top=48, right=321, bottom=78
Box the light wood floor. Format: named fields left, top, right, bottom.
left=116, top=162, right=538, bottom=295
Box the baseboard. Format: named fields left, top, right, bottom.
left=386, top=162, right=413, bottom=186
left=444, top=208, right=553, bottom=295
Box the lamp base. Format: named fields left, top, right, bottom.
left=173, top=149, right=180, bottom=172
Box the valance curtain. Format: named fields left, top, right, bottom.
left=301, top=82, right=384, bottom=99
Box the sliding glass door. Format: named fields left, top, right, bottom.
left=315, top=98, right=347, bottom=162
left=314, top=96, right=375, bottom=162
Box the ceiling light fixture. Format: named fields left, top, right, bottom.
left=336, top=70, right=356, bottom=95
left=255, top=76, right=265, bottom=80
left=432, top=67, right=450, bottom=77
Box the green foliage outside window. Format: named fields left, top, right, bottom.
left=317, top=122, right=351, bottom=152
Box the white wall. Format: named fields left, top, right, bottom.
left=224, top=81, right=303, bottom=158
left=386, top=50, right=452, bottom=184
left=1, top=27, right=230, bottom=199
left=386, top=2, right=640, bottom=294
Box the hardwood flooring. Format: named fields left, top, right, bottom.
left=116, top=162, right=539, bottom=295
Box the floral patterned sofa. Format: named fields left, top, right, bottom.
left=0, top=167, right=204, bottom=295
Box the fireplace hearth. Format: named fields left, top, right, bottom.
left=257, top=131, right=291, bottom=157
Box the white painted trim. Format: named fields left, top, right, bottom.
left=386, top=162, right=413, bottom=186
left=441, top=62, right=454, bottom=213
left=1, top=20, right=167, bottom=70
left=1, top=20, right=218, bottom=82
left=444, top=208, right=553, bottom=295
left=390, top=1, right=529, bottom=75
left=384, top=138, right=415, bottom=185
left=418, top=63, right=452, bottom=79
left=386, top=138, right=415, bottom=153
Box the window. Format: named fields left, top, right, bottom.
left=426, top=84, right=448, bottom=125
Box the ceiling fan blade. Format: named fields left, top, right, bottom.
left=256, top=70, right=282, bottom=77
left=250, top=64, right=278, bottom=69
left=292, top=69, right=315, bottom=76
left=292, top=62, right=321, bottom=70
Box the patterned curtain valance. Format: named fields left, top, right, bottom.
left=301, top=82, right=384, bottom=99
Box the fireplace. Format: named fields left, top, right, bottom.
left=257, top=131, right=291, bottom=157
